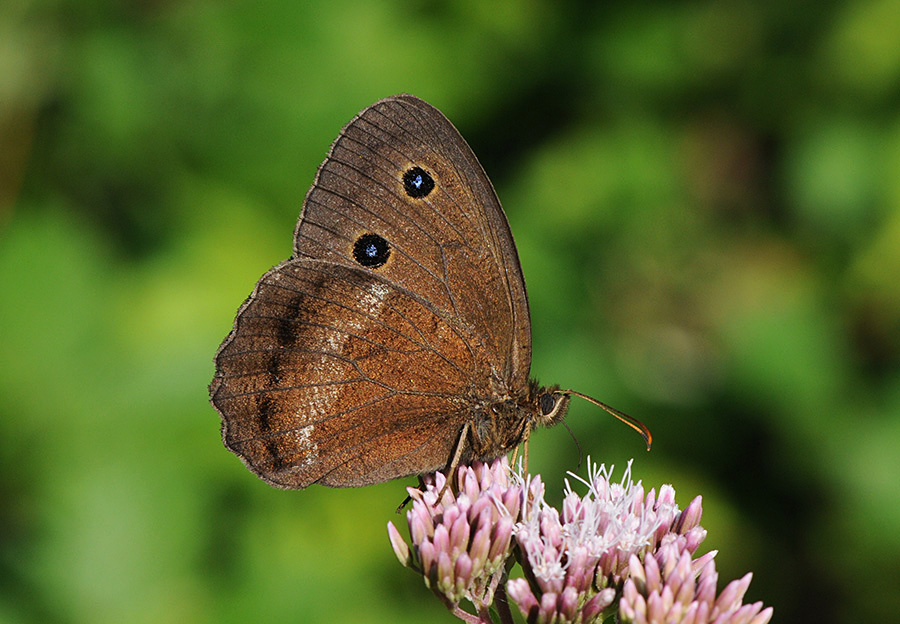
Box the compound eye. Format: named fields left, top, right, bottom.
left=540, top=393, right=556, bottom=415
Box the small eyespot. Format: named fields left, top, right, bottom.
left=539, top=393, right=556, bottom=416
left=352, top=233, right=390, bottom=268
left=403, top=167, right=435, bottom=198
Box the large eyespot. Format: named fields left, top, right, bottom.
left=353, top=233, right=390, bottom=268
left=403, top=166, right=435, bottom=198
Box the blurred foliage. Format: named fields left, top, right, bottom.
left=2, top=0, right=899, bottom=622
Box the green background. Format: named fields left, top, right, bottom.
left=3, top=1, right=899, bottom=622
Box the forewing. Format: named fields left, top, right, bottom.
left=293, top=95, right=532, bottom=389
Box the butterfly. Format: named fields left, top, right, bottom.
left=210, top=95, right=650, bottom=489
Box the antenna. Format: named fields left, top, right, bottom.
left=558, top=389, right=652, bottom=450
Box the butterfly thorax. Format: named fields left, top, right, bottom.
left=465, top=381, right=570, bottom=461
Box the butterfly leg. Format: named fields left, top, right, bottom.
left=395, top=474, right=431, bottom=512
left=395, top=493, right=413, bottom=513
left=509, top=420, right=532, bottom=473
left=434, top=421, right=471, bottom=505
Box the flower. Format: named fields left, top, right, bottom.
left=507, top=459, right=708, bottom=624
left=387, top=457, right=521, bottom=612
left=388, top=457, right=772, bottom=624
left=619, top=539, right=774, bottom=624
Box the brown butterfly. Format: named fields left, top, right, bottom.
left=210, top=94, right=650, bottom=489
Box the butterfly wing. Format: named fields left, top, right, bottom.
left=212, top=95, right=535, bottom=487
left=211, top=259, right=493, bottom=488
left=293, top=95, right=532, bottom=389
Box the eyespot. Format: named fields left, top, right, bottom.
left=352, top=233, right=390, bottom=268
left=403, top=167, right=435, bottom=198
left=539, top=393, right=556, bottom=416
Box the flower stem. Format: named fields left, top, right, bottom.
left=493, top=582, right=515, bottom=624
left=450, top=605, right=490, bottom=624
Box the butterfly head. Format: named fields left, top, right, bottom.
left=529, top=383, right=570, bottom=428
left=526, top=381, right=652, bottom=449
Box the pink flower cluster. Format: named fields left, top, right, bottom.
left=387, top=457, right=772, bottom=624
left=507, top=460, right=706, bottom=623
left=387, top=459, right=520, bottom=615
left=620, top=540, right=773, bottom=624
